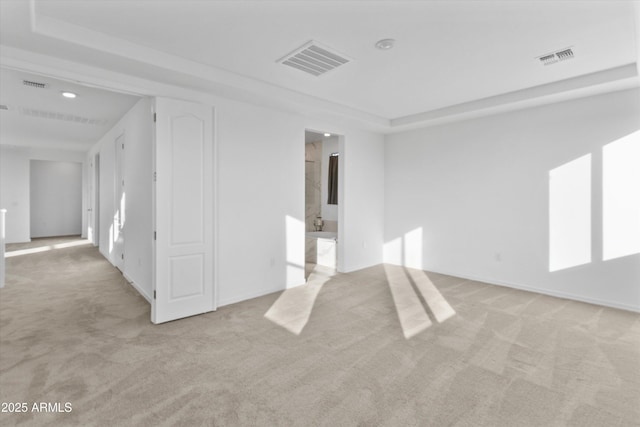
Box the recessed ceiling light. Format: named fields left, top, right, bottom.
left=324, top=133, right=331, bottom=137
left=61, top=91, right=77, bottom=99
left=375, top=39, right=395, bottom=50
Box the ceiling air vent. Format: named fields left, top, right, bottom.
left=0, top=105, right=8, bottom=111
left=277, top=40, right=350, bottom=77
left=22, top=79, right=49, bottom=89
left=537, top=47, right=574, bottom=66
left=17, top=107, right=108, bottom=125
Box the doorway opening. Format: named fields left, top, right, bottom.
left=304, top=130, right=340, bottom=280
left=30, top=159, right=83, bottom=239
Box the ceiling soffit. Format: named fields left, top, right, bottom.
left=12, top=1, right=640, bottom=132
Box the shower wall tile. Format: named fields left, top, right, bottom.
left=323, top=220, right=338, bottom=233
left=305, top=142, right=322, bottom=232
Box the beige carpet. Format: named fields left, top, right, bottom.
left=1, top=237, right=639, bottom=426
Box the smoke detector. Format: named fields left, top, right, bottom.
left=277, top=40, right=350, bottom=77
left=375, top=39, right=395, bottom=50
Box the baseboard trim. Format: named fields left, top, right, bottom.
left=123, top=272, right=151, bottom=303
left=422, top=267, right=640, bottom=313
left=342, top=260, right=382, bottom=274
left=218, top=282, right=305, bottom=308
left=99, top=247, right=110, bottom=263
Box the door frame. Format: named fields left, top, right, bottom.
left=303, top=129, right=345, bottom=273
left=93, top=153, right=100, bottom=246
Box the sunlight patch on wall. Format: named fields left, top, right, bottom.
left=383, top=237, right=402, bottom=265
left=549, top=154, right=591, bottom=272
left=285, top=215, right=305, bottom=288
left=404, top=227, right=423, bottom=270
left=382, top=237, right=402, bottom=265
left=119, top=192, right=126, bottom=228
left=383, top=227, right=423, bottom=269
left=113, top=212, right=120, bottom=242
left=603, top=131, right=640, bottom=261
left=108, top=224, right=114, bottom=254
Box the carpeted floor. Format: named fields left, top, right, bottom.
left=1, top=237, right=639, bottom=426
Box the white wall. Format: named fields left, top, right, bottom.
left=217, top=108, right=386, bottom=304
left=87, top=97, right=153, bottom=301
left=29, top=149, right=87, bottom=239
left=0, top=146, right=30, bottom=243
left=340, top=129, right=385, bottom=272
left=385, top=88, right=640, bottom=311
left=216, top=98, right=306, bottom=305
left=30, top=160, right=82, bottom=237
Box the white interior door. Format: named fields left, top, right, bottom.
left=114, top=134, right=125, bottom=271
left=152, top=97, right=215, bottom=324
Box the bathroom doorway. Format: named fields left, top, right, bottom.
left=304, top=130, right=340, bottom=279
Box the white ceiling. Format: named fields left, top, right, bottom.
left=0, top=68, right=140, bottom=151
left=0, top=1, right=638, bottom=134
left=305, top=130, right=330, bottom=144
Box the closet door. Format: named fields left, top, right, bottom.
left=152, top=97, right=215, bottom=324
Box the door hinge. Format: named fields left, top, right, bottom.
left=122, top=143, right=124, bottom=149
left=153, top=113, right=156, bottom=122
left=154, top=231, right=156, bottom=240
left=121, top=253, right=124, bottom=260
left=153, top=172, right=157, bottom=182
left=122, top=179, right=125, bottom=186
left=153, top=290, right=156, bottom=300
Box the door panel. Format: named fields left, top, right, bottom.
left=169, top=254, right=204, bottom=299
left=152, top=97, right=215, bottom=324
left=170, top=116, right=204, bottom=245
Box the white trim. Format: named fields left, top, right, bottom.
left=419, top=266, right=640, bottom=313
left=99, top=247, right=110, bottom=263
left=342, top=261, right=382, bottom=274
left=123, top=272, right=152, bottom=303
left=390, top=64, right=639, bottom=132
left=211, top=106, right=219, bottom=311
left=218, top=282, right=306, bottom=308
